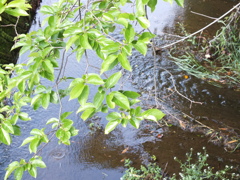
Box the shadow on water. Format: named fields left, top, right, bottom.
left=0, top=0, right=240, bottom=179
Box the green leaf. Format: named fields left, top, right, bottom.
left=42, top=93, right=50, bottom=109
left=101, top=43, right=120, bottom=55
left=148, top=0, right=157, bottom=12
left=123, top=91, right=140, bottom=99
left=31, top=159, right=47, bottom=168
left=63, top=26, right=82, bottom=37
left=136, top=0, right=145, bottom=16
left=129, top=117, right=141, bottom=129
left=132, top=40, right=147, bottom=56
left=5, top=8, right=29, bottom=17
left=106, top=94, right=115, bottom=109
left=42, top=59, right=54, bottom=74
left=106, top=112, right=121, bottom=121
left=78, top=85, right=89, bottom=105
left=175, top=0, right=184, bottom=7
left=46, top=118, right=59, bottom=124
left=142, top=109, right=165, bottom=121
left=93, top=91, right=105, bottom=109
left=19, top=112, right=31, bottom=121
left=28, top=166, right=37, bottom=178
left=81, top=108, right=95, bottom=121
left=62, top=119, right=73, bottom=131
left=40, top=5, right=55, bottom=14
left=101, top=54, right=118, bottom=73
left=116, top=18, right=128, bottom=27
left=80, top=33, right=92, bottom=49
left=76, top=103, right=95, bottom=113
left=2, top=121, right=14, bottom=134
left=18, top=81, right=25, bottom=93
left=60, top=112, right=72, bottom=120
left=69, top=82, right=84, bottom=100
left=66, top=35, right=79, bottom=51
left=163, top=0, right=173, bottom=4
left=13, top=125, right=21, bottom=136
left=20, top=136, right=35, bottom=147
left=69, top=127, right=79, bottom=136
left=105, top=71, right=122, bottom=89
left=139, top=32, right=155, bottom=43
left=137, top=16, right=150, bottom=29
left=121, top=118, right=128, bottom=127
left=0, top=128, right=12, bottom=145
left=14, top=167, right=24, bottom=180
left=29, top=138, right=40, bottom=153
left=76, top=47, right=85, bottom=62
left=118, top=53, right=132, bottom=71
left=125, top=24, right=135, bottom=43
left=105, top=120, right=119, bottom=134
left=4, top=161, right=20, bottom=180
left=112, top=91, right=130, bottom=110
left=30, top=129, right=43, bottom=136
left=87, top=74, right=104, bottom=85
left=50, top=91, right=58, bottom=104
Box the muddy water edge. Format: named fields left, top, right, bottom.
left=0, top=0, right=240, bottom=179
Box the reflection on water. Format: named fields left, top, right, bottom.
left=1, top=0, right=240, bottom=179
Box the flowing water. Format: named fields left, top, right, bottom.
left=0, top=0, right=240, bottom=179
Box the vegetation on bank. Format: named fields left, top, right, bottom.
left=122, top=148, right=240, bottom=180
left=171, top=7, right=240, bottom=90
left=0, top=0, right=239, bottom=179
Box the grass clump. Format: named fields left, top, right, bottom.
left=121, top=147, right=239, bottom=180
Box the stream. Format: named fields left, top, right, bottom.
left=0, top=0, right=239, bottom=179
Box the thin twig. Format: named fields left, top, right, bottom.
left=158, top=3, right=240, bottom=49
left=190, top=11, right=217, bottom=20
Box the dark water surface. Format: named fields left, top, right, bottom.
left=0, top=0, right=240, bottom=179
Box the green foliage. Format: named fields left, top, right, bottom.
left=0, top=0, right=184, bottom=179
left=121, top=148, right=240, bottom=180
left=0, top=0, right=31, bottom=20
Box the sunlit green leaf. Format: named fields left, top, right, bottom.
left=29, top=138, right=40, bottom=153
left=4, top=161, right=20, bottom=180
left=105, top=120, right=119, bottom=134
left=20, top=136, right=35, bottom=147
left=2, top=121, right=14, bottom=134
left=81, top=108, right=95, bottom=120
left=87, top=74, right=104, bottom=85
left=106, top=112, right=121, bottom=121
left=123, top=91, right=140, bottom=99
left=42, top=93, right=50, bottom=109
left=80, top=33, right=92, bottom=49
left=132, top=40, right=147, bottom=56
left=14, top=167, right=24, bottom=180
left=118, top=53, right=132, bottom=71
left=31, top=159, right=47, bottom=168
left=105, top=71, right=122, bottom=89
left=175, top=0, right=184, bottom=7
left=112, top=91, right=130, bottom=110
left=137, top=16, right=150, bottom=29
left=62, top=119, right=73, bottom=131
left=69, top=82, right=84, bottom=100
left=93, top=91, right=105, bottom=109
left=0, top=128, right=12, bottom=145
left=142, top=109, right=165, bottom=121
left=125, top=24, right=135, bottom=43
left=28, top=166, right=37, bottom=178
left=78, top=85, right=89, bottom=105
